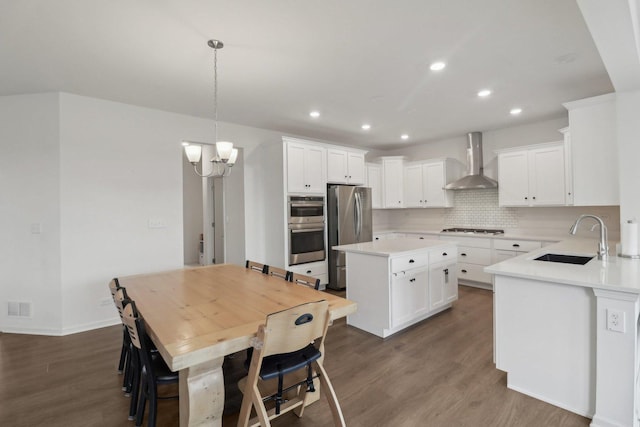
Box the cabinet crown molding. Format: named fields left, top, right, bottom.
left=494, top=140, right=564, bottom=155
left=282, top=136, right=368, bottom=154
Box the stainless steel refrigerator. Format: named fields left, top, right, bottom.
left=327, top=185, right=373, bottom=290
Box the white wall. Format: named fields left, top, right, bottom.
left=58, top=93, right=191, bottom=333
left=616, top=90, right=640, bottom=223
left=1, top=92, right=287, bottom=335
left=0, top=93, right=63, bottom=334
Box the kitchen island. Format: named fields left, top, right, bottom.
left=486, top=237, right=640, bottom=427
left=333, top=238, right=457, bottom=338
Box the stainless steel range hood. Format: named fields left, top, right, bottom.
left=444, top=132, right=498, bottom=190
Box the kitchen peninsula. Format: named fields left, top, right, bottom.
left=486, top=238, right=640, bottom=427
left=333, top=238, right=457, bottom=338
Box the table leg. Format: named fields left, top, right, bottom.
left=179, top=357, right=225, bottom=426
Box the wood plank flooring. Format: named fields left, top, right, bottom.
left=0, top=286, right=590, bottom=426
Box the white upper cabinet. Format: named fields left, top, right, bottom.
left=562, top=93, right=618, bottom=206
left=285, top=140, right=326, bottom=194
left=366, top=163, right=383, bottom=209
left=497, top=142, right=566, bottom=207
left=381, top=157, right=405, bottom=208
left=404, top=159, right=459, bottom=208
left=327, top=149, right=366, bottom=185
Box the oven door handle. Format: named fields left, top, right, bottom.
left=289, top=203, right=324, bottom=208
left=290, top=227, right=324, bottom=233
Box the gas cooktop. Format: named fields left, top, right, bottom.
left=441, top=227, right=505, bottom=235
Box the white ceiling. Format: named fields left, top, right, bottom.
left=0, top=0, right=613, bottom=149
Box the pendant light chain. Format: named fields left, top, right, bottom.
left=213, top=40, right=219, bottom=145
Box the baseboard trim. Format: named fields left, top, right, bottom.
left=2, top=316, right=120, bottom=336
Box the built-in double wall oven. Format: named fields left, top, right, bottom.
left=287, top=196, right=326, bottom=265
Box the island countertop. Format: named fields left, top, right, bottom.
left=333, top=238, right=451, bottom=257
left=485, top=237, right=640, bottom=294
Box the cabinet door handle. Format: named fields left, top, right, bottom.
left=306, top=270, right=312, bottom=274
left=375, top=237, right=379, bottom=240
left=410, top=278, right=416, bottom=283
left=419, top=237, right=424, bottom=240
left=442, top=252, right=448, bottom=256
left=461, top=253, right=467, bottom=257
left=512, top=244, right=520, bottom=248
left=409, top=259, right=415, bottom=263
left=532, top=196, right=536, bottom=200
left=524, top=196, right=528, bottom=200
left=461, top=269, right=467, bottom=273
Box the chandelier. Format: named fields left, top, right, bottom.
left=183, top=39, right=237, bottom=177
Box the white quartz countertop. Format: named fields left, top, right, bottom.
left=485, top=237, right=640, bottom=294
left=333, top=238, right=451, bottom=257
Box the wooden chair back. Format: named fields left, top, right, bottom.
left=267, top=266, right=291, bottom=281
left=108, top=278, right=121, bottom=298
left=113, top=288, right=129, bottom=320
left=121, top=302, right=142, bottom=351
left=238, top=300, right=345, bottom=426
left=261, top=300, right=329, bottom=358
left=290, top=272, right=321, bottom=290
left=246, top=260, right=268, bottom=274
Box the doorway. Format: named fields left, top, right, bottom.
left=182, top=145, right=245, bottom=267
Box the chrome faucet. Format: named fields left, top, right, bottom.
left=569, top=214, right=609, bottom=260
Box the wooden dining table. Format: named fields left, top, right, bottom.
left=119, top=263, right=357, bottom=426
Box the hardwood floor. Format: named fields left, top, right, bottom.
left=0, top=286, right=589, bottom=426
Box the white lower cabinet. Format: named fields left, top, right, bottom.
left=429, top=260, right=458, bottom=310
left=492, top=239, right=542, bottom=263
left=440, top=235, right=493, bottom=289
left=391, top=269, right=429, bottom=327
left=345, top=242, right=458, bottom=338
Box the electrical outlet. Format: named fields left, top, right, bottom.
left=607, top=309, right=625, bottom=333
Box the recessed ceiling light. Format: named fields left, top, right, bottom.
left=510, top=108, right=523, bottom=115
left=430, top=61, right=446, bottom=71
left=361, top=124, right=371, bottom=130
left=309, top=111, right=320, bottom=118
left=478, top=89, right=492, bottom=97
left=401, top=134, right=409, bottom=140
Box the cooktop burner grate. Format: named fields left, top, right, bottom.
left=441, top=227, right=505, bottom=235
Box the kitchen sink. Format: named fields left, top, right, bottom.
left=534, top=253, right=594, bottom=265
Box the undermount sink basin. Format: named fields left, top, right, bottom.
left=534, top=253, right=594, bottom=265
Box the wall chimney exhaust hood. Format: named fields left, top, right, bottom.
left=444, top=132, right=498, bottom=190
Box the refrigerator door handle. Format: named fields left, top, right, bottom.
left=355, top=191, right=361, bottom=241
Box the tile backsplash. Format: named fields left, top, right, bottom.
left=373, top=188, right=621, bottom=240
left=445, top=189, right=518, bottom=228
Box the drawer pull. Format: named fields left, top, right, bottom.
left=461, top=269, right=468, bottom=273
left=461, top=253, right=467, bottom=257
left=410, top=278, right=416, bottom=283
left=409, top=259, right=415, bottom=263
left=306, top=270, right=312, bottom=274
left=512, top=244, right=520, bottom=248
left=442, top=252, right=448, bottom=256
left=419, top=237, right=424, bottom=239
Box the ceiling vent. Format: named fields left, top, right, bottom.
left=444, top=132, right=498, bottom=190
